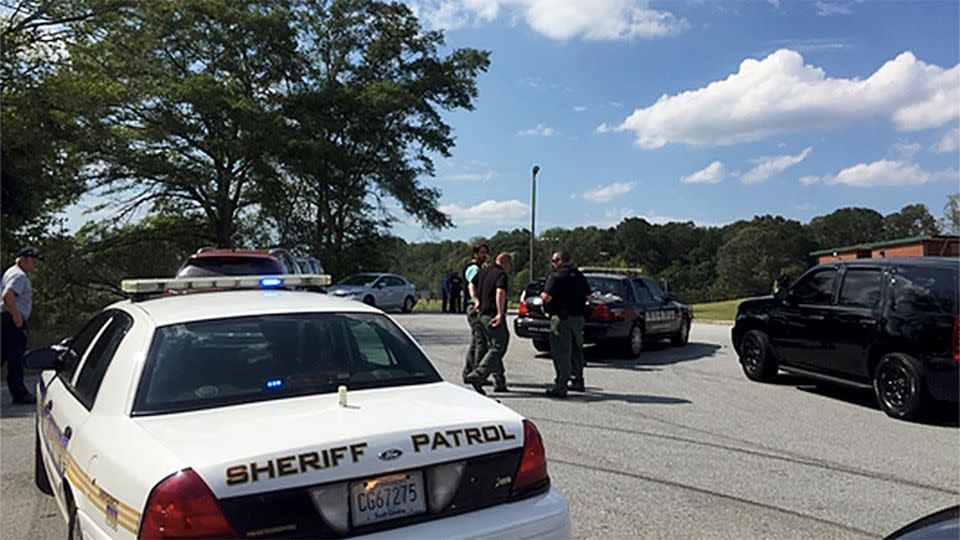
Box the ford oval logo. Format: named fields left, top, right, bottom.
left=379, top=449, right=403, bottom=461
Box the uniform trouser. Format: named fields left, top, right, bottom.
left=474, top=313, right=508, bottom=384
left=463, top=308, right=489, bottom=379
left=449, top=291, right=462, bottom=313
left=1, top=313, right=30, bottom=399
left=441, top=291, right=450, bottom=312
left=549, top=315, right=585, bottom=387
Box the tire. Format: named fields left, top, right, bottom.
left=362, top=295, right=376, bottom=307
left=671, top=318, right=690, bottom=347
left=66, top=487, right=80, bottom=540
left=533, top=339, right=551, bottom=352
left=34, top=427, right=53, bottom=496
left=627, top=324, right=644, bottom=356
left=874, top=353, right=927, bottom=421
left=739, top=330, right=778, bottom=382
left=402, top=296, right=415, bottom=313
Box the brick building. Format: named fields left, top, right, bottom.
left=811, top=235, right=960, bottom=265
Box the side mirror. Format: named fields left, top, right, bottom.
left=24, top=337, right=72, bottom=371
left=774, top=287, right=790, bottom=302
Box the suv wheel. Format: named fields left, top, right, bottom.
left=533, top=339, right=550, bottom=352
left=362, top=295, right=376, bottom=307
left=402, top=296, right=415, bottom=313
left=628, top=324, right=644, bottom=356
left=739, top=330, right=778, bottom=382
left=35, top=427, right=52, bottom=496
left=671, top=318, right=690, bottom=347
left=874, top=353, right=927, bottom=421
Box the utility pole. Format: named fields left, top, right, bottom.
left=530, top=165, right=540, bottom=280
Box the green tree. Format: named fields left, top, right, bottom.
left=941, top=194, right=960, bottom=236
left=808, top=207, right=884, bottom=249
left=268, top=0, right=490, bottom=275
left=882, top=204, right=940, bottom=239
left=713, top=217, right=815, bottom=299
left=71, top=0, right=300, bottom=247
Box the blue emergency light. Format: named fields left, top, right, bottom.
left=259, top=277, right=283, bottom=288
left=265, top=378, right=283, bottom=389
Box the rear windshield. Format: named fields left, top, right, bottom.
left=178, top=257, right=282, bottom=278
left=338, top=274, right=379, bottom=286
left=892, top=266, right=958, bottom=315
left=586, top=277, right=624, bottom=298
left=133, top=313, right=442, bottom=415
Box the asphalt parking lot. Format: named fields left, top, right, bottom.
left=2, top=315, right=957, bottom=539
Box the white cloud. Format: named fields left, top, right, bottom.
left=517, top=124, right=556, bottom=137
left=440, top=199, right=530, bottom=224
left=573, top=105, right=588, bottom=112
left=892, top=141, right=921, bottom=160
left=410, top=0, right=687, bottom=40
left=583, top=181, right=637, bottom=202
left=609, top=101, right=623, bottom=108
left=825, top=160, right=958, bottom=187
left=799, top=175, right=821, bottom=186
left=600, top=49, right=960, bottom=149
left=439, top=171, right=495, bottom=182
left=741, top=147, right=812, bottom=184
left=766, top=0, right=780, bottom=7
left=815, top=1, right=852, bottom=16
left=935, top=127, right=959, bottom=153
left=681, top=161, right=726, bottom=184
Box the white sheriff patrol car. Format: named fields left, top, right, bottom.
left=27, top=275, right=570, bottom=539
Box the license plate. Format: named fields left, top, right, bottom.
left=349, top=471, right=426, bottom=527
left=528, top=326, right=549, bottom=333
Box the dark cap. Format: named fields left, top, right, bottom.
left=17, top=246, right=43, bottom=260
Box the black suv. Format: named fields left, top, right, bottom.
left=732, top=257, right=959, bottom=420
left=514, top=269, right=693, bottom=356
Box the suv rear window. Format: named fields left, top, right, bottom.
left=892, top=266, right=958, bottom=315
left=133, top=313, right=442, bottom=415
left=178, top=257, right=283, bottom=277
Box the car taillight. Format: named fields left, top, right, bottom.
left=953, top=315, right=959, bottom=362
left=139, top=469, right=237, bottom=540
left=590, top=304, right=612, bottom=321
left=518, top=301, right=529, bottom=316
left=512, top=420, right=548, bottom=495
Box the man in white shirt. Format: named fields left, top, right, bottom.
left=2, top=246, right=42, bottom=404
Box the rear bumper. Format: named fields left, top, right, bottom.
left=513, top=317, right=622, bottom=342
left=358, top=487, right=570, bottom=540
left=925, top=361, right=959, bottom=403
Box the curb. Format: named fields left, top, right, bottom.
left=695, top=319, right=734, bottom=326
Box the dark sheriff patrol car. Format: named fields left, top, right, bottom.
left=514, top=268, right=693, bottom=356
left=732, top=257, right=959, bottom=421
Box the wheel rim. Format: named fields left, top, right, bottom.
left=680, top=321, right=689, bottom=343
left=878, top=362, right=915, bottom=411
left=631, top=326, right=643, bottom=355
left=404, top=298, right=412, bottom=311
left=742, top=335, right=762, bottom=374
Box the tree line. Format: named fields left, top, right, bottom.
left=2, top=1, right=958, bottom=345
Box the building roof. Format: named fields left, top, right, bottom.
left=809, top=235, right=959, bottom=257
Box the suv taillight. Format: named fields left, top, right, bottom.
left=139, top=469, right=237, bottom=539
left=512, top=420, right=548, bottom=495
left=518, top=300, right=529, bottom=316
left=590, top=304, right=612, bottom=321
left=953, top=315, right=959, bottom=362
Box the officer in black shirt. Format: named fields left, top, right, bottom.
left=541, top=250, right=591, bottom=397
left=463, top=252, right=511, bottom=394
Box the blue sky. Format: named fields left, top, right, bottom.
left=62, top=0, right=960, bottom=242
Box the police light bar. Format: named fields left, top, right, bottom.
left=120, top=274, right=332, bottom=295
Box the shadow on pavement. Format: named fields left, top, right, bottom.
left=775, top=375, right=959, bottom=428
left=583, top=341, right=722, bottom=370
left=490, top=382, right=692, bottom=405
left=0, top=403, right=37, bottom=419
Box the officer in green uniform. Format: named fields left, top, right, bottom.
left=463, top=252, right=512, bottom=395
left=541, top=251, right=591, bottom=398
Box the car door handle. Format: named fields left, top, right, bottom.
left=44, top=401, right=53, bottom=412
left=808, top=314, right=826, bottom=321
left=858, top=320, right=876, bottom=327
left=63, top=426, right=72, bottom=440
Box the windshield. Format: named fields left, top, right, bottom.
left=338, top=274, right=379, bottom=286
left=178, top=257, right=282, bottom=278
left=133, top=313, right=441, bottom=415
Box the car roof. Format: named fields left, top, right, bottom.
left=820, top=257, right=959, bottom=270
left=119, top=290, right=381, bottom=326
left=189, top=249, right=277, bottom=260
left=583, top=272, right=649, bottom=280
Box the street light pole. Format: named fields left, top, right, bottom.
left=530, top=165, right=540, bottom=280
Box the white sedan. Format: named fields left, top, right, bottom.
left=27, top=275, right=570, bottom=540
